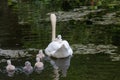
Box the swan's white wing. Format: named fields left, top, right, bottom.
left=45, top=41, right=63, bottom=56
left=53, top=40, right=73, bottom=58
left=45, top=40, right=73, bottom=58
left=53, top=45, right=70, bottom=58
left=62, top=40, right=73, bottom=55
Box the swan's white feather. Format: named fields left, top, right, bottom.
left=45, top=40, right=73, bottom=58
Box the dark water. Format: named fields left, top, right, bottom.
left=0, top=54, right=120, bottom=80
left=0, top=1, right=120, bottom=49
left=0, top=0, right=120, bottom=80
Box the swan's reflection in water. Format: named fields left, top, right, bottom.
left=53, top=69, right=60, bottom=80
left=49, top=55, right=72, bottom=80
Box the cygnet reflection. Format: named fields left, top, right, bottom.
left=34, top=57, right=44, bottom=73
left=6, top=60, right=16, bottom=77
left=23, top=61, right=33, bottom=75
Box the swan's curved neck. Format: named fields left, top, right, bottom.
left=50, top=14, right=56, bottom=41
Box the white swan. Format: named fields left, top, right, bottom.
left=45, top=14, right=73, bottom=58
left=23, top=61, right=33, bottom=75
left=6, top=60, right=15, bottom=77
left=34, top=57, right=44, bottom=73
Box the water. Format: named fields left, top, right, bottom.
left=0, top=1, right=120, bottom=49
left=0, top=0, right=120, bottom=80
left=0, top=56, right=72, bottom=80
left=0, top=54, right=120, bottom=80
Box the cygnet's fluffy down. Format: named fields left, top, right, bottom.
left=23, top=61, right=33, bottom=75
left=36, top=49, right=45, bottom=60
left=34, top=57, right=44, bottom=73
left=6, top=60, right=16, bottom=77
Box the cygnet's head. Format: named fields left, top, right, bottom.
left=39, top=49, right=43, bottom=54
left=25, top=61, right=31, bottom=66
left=57, top=35, right=62, bottom=40
left=7, top=60, right=11, bottom=65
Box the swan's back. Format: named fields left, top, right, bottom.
left=45, top=40, right=73, bottom=58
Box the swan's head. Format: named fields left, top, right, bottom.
left=7, top=60, right=11, bottom=65
left=39, top=49, right=43, bottom=54
left=36, top=57, right=40, bottom=62
left=50, top=14, right=56, bottom=20
left=25, top=61, right=31, bottom=66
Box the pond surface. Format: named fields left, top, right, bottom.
left=0, top=1, right=120, bottom=49
left=0, top=54, right=120, bottom=80
left=0, top=0, right=120, bottom=80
